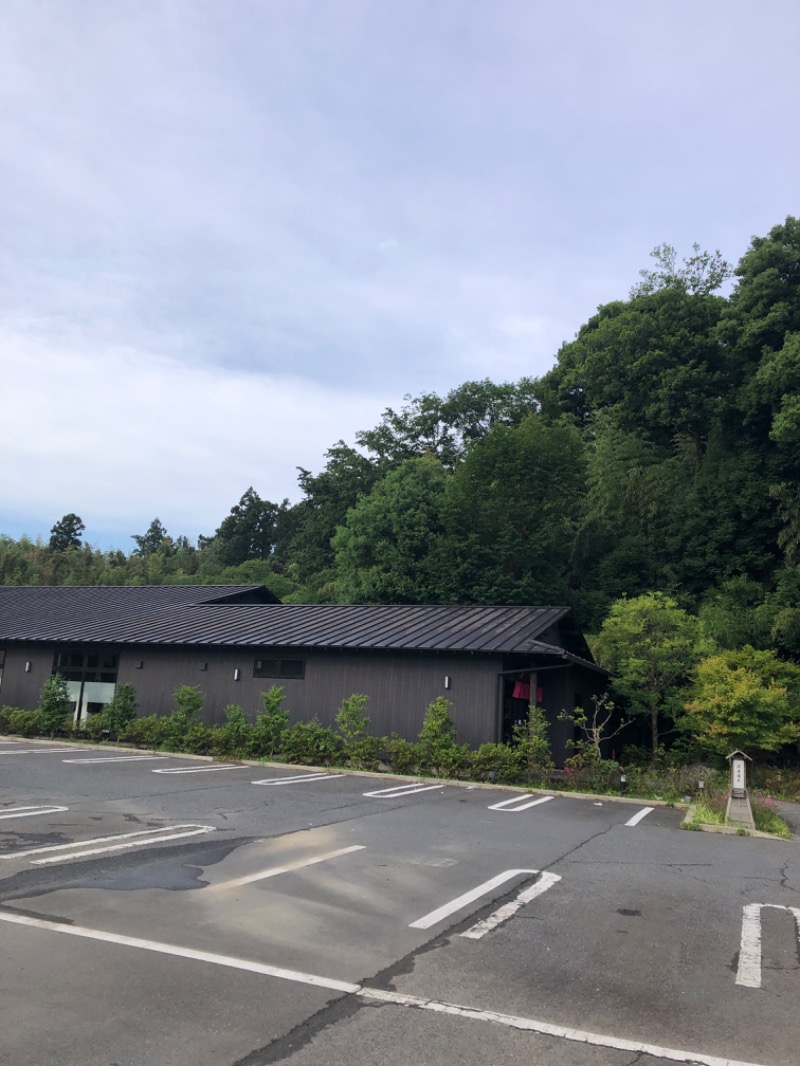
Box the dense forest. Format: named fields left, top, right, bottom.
left=3, top=218, right=799, bottom=664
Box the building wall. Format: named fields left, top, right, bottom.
left=0, top=646, right=57, bottom=709
left=2, top=642, right=504, bottom=748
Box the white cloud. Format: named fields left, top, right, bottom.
left=0, top=326, right=389, bottom=545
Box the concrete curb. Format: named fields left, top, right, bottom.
left=1, top=733, right=681, bottom=809
left=681, top=804, right=796, bottom=842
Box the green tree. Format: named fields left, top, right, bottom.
left=132, top=518, right=172, bottom=558
left=444, top=415, right=584, bottom=604
left=512, top=704, right=554, bottom=785
left=594, top=592, right=708, bottom=761
left=683, top=646, right=800, bottom=756
left=418, top=696, right=458, bottom=776
left=49, top=514, right=85, bottom=552
left=39, top=674, right=71, bottom=736
left=105, top=682, right=138, bottom=738
left=252, top=685, right=290, bottom=758
left=355, top=378, right=539, bottom=469
left=213, top=488, right=287, bottom=566
left=333, top=456, right=450, bottom=603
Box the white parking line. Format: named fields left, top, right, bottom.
left=487, top=795, right=554, bottom=813
left=461, top=872, right=562, bottom=939
left=0, top=805, right=69, bottom=820
left=625, top=806, right=655, bottom=827
left=0, top=748, right=73, bottom=755
left=0, top=911, right=768, bottom=1066
left=2, top=824, right=217, bottom=865
left=210, top=845, right=366, bottom=891
left=251, top=772, right=345, bottom=786
left=62, top=755, right=170, bottom=764
left=153, top=764, right=246, bottom=774
left=736, top=903, right=800, bottom=989
left=363, top=783, right=443, bottom=799
left=410, top=868, right=540, bottom=930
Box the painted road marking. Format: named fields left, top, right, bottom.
left=363, top=783, right=443, bottom=799
left=487, top=795, right=554, bottom=813
left=410, top=868, right=541, bottom=930
left=0, top=805, right=69, bottom=821
left=0, top=911, right=769, bottom=1066
left=461, top=872, right=562, bottom=939
left=625, top=806, right=655, bottom=827
left=736, top=903, right=800, bottom=989
left=62, top=755, right=170, bottom=764
left=1, top=825, right=217, bottom=865
left=0, top=748, right=73, bottom=755
left=251, top=772, right=345, bottom=786
left=152, top=764, right=246, bottom=774
left=210, top=845, right=366, bottom=891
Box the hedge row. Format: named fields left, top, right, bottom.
left=0, top=681, right=564, bottom=788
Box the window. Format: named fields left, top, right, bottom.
left=254, top=656, right=306, bottom=679
left=52, top=648, right=119, bottom=721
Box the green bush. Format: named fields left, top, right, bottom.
left=347, top=735, right=384, bottom=771
left=75, top=713, right=110, bottom=743
left=119, top=714, right=168, bottom=748
left=220, top=704, right=252, bottom=755
left=251, top=686, right=289, bottom=759
left=470, top=743, right=522, bottom=783
left=7, top=709, right=46, bottom=737
left=0, top=706, right=26, bottom=734
left=383, top=734, right=420, bottom=775
left=418, top=697, right=458, bottom=776
left=39, top=674, right=71, bottom=737
left=105, top=683, right=138, bottom=739
left=430, top=742, right=471, bottom=779
left=162, top=685, right=204, bottom=750
left=336, top=694, right=370, bottom=758
left=513, top=706, right=553, bottom=786
left=281, top=718, right=344, bottom=767
left=180, top=722, right=218, bottom=755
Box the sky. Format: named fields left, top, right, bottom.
left=1, top=0, right=798, bottom=550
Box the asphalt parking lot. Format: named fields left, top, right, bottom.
left=1, top=738, right=799, bottom=1066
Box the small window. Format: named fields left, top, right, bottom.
left=254, top=657, right=305, bottom=680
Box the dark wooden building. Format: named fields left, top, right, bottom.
left=0, top=585, right=606, bottom=764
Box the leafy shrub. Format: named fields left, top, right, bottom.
left=162, top=685, right=204, bottom=750
left=251, top=686, right=289, bottom=759
left=220, top=704, right=252, bottom=755
left=336, top=694, right=370, bottom=755
left=470, top=743, right=521, bottom=784
left=513, top=705, right=553, bottom=786
left=750, top=795, right=792, bottom=838
left=281, top=718, right=344, bottom=766
left=7, top=709, right=46, bottom=737
left=119, top=714, right=168, bottom=748
left=39, top=674, right=71, bottom=737
left=383, top=734, right=420, bottom=775
left=180, top=722, right=218, bottom=755
left=74, top=713, right=110, bottom=743
left=418, top=697, right=457, bottom=776
left=0, top=706, right=26, bottom=734
left=105, top=683, right=138, bottom=739
left=429, top=742, right=471, bottom=779
left=347, top=735, right=384, bottom=771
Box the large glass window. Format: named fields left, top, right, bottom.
left=253, top=656, right=305, bottom=680
left=53, top=649, right=119, bottom=721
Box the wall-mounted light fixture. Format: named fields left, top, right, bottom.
left=24, top=661, right=32, bottom=673
left=234, top=668, right=241, bottom=681
left=200, top=662, right=208, bottom=671
left=444, top=676, right=451, bottom=690
left=135, top=661, right=144, bottom=669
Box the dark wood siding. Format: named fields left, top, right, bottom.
left=0, top=646, right=56, bottom=709
left=117, top=645, right=502, bottom=747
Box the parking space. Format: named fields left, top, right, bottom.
left=1, top=741, right=796, bottom=1066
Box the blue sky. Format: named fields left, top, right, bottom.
left=1, top=0, right=798, bottom=550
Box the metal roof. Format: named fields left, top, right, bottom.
left=0, top=587, right=582, bottom=657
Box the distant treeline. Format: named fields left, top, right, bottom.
left=3, top=218, right=799, bottom=656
